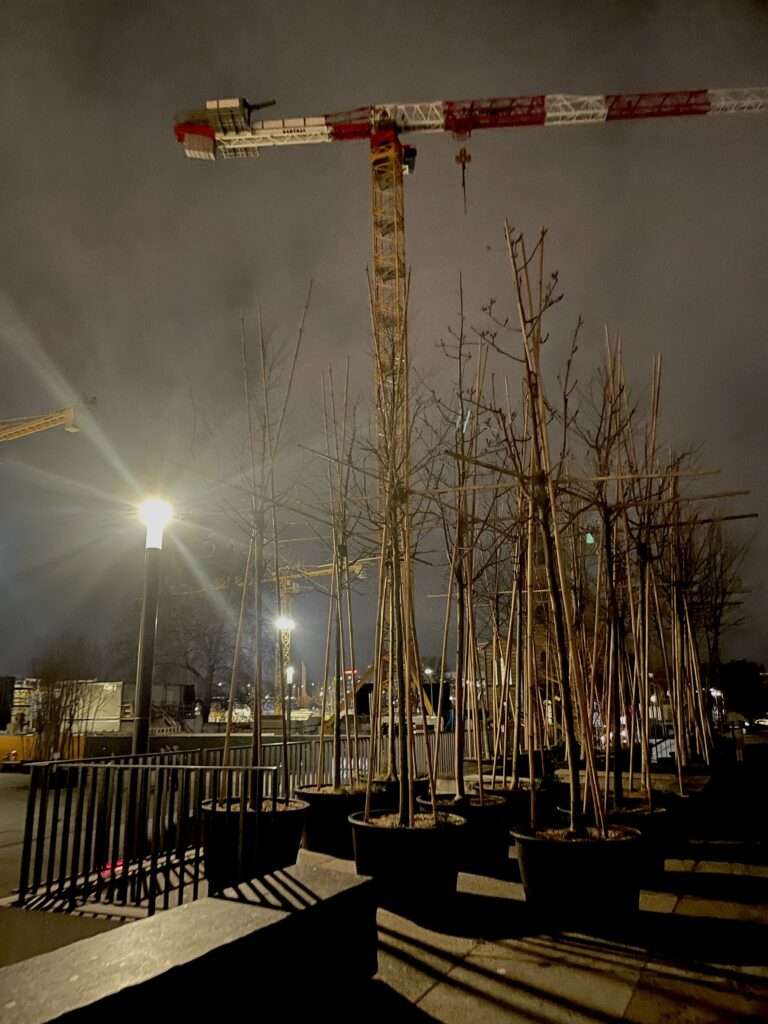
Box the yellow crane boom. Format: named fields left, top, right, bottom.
left=0, top=408, right=78, bottom=444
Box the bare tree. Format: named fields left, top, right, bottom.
left=29, top=635, right=103, bottom=760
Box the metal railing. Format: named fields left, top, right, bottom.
left=16, top=760, right=277, bottom=916
left=205, top=731, right=459, bottom=792
left=15, top=731, right=461, bottom=916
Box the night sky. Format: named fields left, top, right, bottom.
left=1, top=1, right=766, bottom=680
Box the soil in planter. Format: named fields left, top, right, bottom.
left=370, top=812, right=447, bottom=829
left=538, top=825, right=635, bottom=841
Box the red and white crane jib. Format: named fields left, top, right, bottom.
left=174, top=87, right=768, bottom=161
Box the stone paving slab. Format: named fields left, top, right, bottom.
left=418, top=951, right=639, bottom=1023
left=370, top=859, right=768, bottom=1023
left=624, top=966, right=768, bottom=1023
left=674, top=893, right=768, bottom=922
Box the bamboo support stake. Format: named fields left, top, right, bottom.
left=222, top=534, right=255, bottom=770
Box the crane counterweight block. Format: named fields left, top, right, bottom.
left=174, top=121, right=217, bottom=160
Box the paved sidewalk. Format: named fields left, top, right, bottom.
left=0, top=775, right=29, bottom=900
left=300, top=848, right=768, bottom=1022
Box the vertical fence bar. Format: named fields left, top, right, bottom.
left=56, top=767, right=75, bottom=902
left=16, top=765, right=40, bottom=906
left=80, top=767, right=98, bottom=903
left=192, top=768, right=203, bottom=902
left=93, top=769, right=110, bottom=903
left=176, top=768, right=189, bottom=907
left=147, top=767, right=164, bottom=917
left=31, top=763, right=50, bottom=896
left=162, top=768, right=175, bottom=910
left=121, top=768, right=139, bottom=906
left=131, top=769, right=148, bottom=907
left=107, top=767, right=125, bottom=904
left=44, top=769, right=62, bottom=898
left=237, top=769, right=248, bottom=882
left=68, top=766, right=86, bottom=903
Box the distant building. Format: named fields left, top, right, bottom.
left=12, top=678, right=124, bottom=735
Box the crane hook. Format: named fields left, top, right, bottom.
left=455, top=146, right=472, bottom=215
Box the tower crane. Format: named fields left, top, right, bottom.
left=0, top=407, right=78, bottom=444
left=174, top=85, right=768, bottom=740
left=173, top=556, right=371, bottom=689
left=174, top=88, right=768, bottom=422
left=267, top=557, right=370, bottom=681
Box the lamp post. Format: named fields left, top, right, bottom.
left=132, top=498, right=173, bottom=755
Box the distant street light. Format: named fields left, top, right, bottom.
left=274, top=615, right=296, bottom=633
left=132, top=498, right=173, bottom=754
left=424, top=667, right=434, bottom=677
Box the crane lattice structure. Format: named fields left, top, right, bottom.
left=175, top=84, right=768, bottom=760
left=0, top=408, right=78, bottom=443
left=269, top=558, right=369, bottom=680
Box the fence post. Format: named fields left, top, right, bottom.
left=16, top=765, right=40, bottom=906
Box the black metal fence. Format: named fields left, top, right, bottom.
left=205, top=731, right=459, bottom=790
left=17, top=759, right=277, bottom=915
left=16, top=732, right=460, bottom=916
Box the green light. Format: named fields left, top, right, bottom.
left=585, top=532, right=595, bottom=545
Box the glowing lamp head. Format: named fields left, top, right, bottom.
left=275, top=615, right=296, bottom=633
left=424, top=667, right=434, bottom=676
left=139, top=498, right=173, bottom=549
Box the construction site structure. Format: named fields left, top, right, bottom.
left=175, top=85, right=768, bottom=757
left=0, top=408, right=78, bottom=443
left=269, top=558, right=369, bottom=686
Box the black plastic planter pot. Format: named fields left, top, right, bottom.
left=606, top=804, right=674, bottom=883
left=372, top=776, right=430, bottom=808
left=349, top=809, right=467, bottom=911
left=466, top=750, right=553, bottom=780
left=470, top=783, right=537, bottom=829
left=511, top=825, right=643, bottom=922
left=417, top=793, right=511, bottom=877
left=296, top=784, right=390, bottom=859
left=202, top=798, right=308, bottom=892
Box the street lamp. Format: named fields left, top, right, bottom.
left=132, top=498, right=173, bottom=754
left=139, top=498, right=173, bottom=549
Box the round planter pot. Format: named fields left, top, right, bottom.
left=470, top=782, right=536, bottom=829
left=607, top=803, right=674, bottom=883
left=202, top=798, right=308, bottom=892
left=349, top=809, right=467, bottom=910
left=372, top=776, right=430, bottom=808
left=511, top=824, right=643, bottom=922
left=417, top=792, right=511, bottom=877
left=296, top=784, right=389, bottom=859
left=466, top=750, right=553, bottom=779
